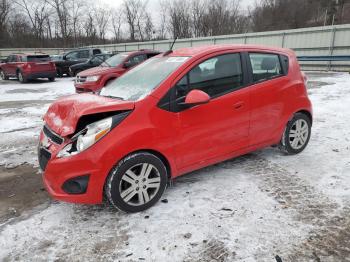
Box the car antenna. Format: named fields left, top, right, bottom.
left=163, top=36, right=178, bottom=56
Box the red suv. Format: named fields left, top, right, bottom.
left=0, top=53, right=56, bottom=83
left=38, top=45, right=312, bottom=212
left=74, top=50, right=160, bottom=93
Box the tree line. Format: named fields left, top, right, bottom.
left=0, top=0, right=349, bottom=48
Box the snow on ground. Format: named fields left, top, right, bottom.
left=0, top=73, right=350, bottom=261
left=0, top=78, right=74, bottom=167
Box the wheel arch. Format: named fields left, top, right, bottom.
left=121, top=149, right=172, bottom=180
left=295, top=109, right=313, bottom=126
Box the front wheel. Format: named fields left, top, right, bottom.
left=105, top=152, right=168, bottom=212
left=17, top=71, right=27, bottom=83
left=279, top=113, right=311, bottom=154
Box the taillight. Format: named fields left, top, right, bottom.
left=50, top=62, right=56, bottom=69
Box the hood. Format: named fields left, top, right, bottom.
left=78, top=66, right=124, bottom=77
left=44, top=94, right=134, bottom=136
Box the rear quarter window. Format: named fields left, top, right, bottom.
left=249, top=53, right=283, bottom=82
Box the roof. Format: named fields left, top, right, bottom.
left=12, top=53, right=48, bottom=56
left=170, top=44, right=293, bottom=57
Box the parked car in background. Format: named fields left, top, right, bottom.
left=74, top=50, right=161, bottom=93
left=69, top=53, right=113, bottom=77
left=39, top=44, right=312, bottom=212
left=54, top=48, right=102, bottom=77
left=0, top=53, right=56, bottom=83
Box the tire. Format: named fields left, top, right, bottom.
left=56, top=68, right=63, bottom=77
left=48, top=77, right=55, bottom=82
left=105, top=152, right=168, bottom=213
left=0, top=69, right=9, bottom=80
left=17, top=71, right=27, bottom=83
left=279, top=113, right=311, bottom=155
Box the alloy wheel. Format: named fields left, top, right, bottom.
left=119, top=163, right=161, bottom=206
left=18, top=72, right=23, bottom=82
left=289, top=119, right=309, bottom=150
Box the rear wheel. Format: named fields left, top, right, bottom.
left=48, top=77, right=55, bottom=82
left=105, top=152, right=168, bottom=213
left=279, top=113, right=311, bottom=154
left=0, top=69, right=9, bottom=80
left=17, top=71, right=27, bottom=83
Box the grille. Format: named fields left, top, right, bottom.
left=76, top=76, right=86, bottom=83
left=38, top=147, right=51, bottom=171
left=43, top=125, right=64, bottom=144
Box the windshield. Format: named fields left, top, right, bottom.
left=101, top=53, right=128, bottom=67
left=100, top=56, right=189, bottom=101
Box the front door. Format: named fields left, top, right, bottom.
left=173, top=53, right=251, bottom=171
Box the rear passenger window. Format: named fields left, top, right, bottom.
left=175, top=53, right=243, bottom=101
left=249, top=53, right=282, bottom=82
left=79, top=50, right=90, bottom=59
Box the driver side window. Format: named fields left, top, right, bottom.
left=174, top=53, right=244, bottom=104
left=66, top=51, right=79, bottom=61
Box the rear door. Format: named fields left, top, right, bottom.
left=247, top=52, right=288, bottom=145
left=7, top=55, right=19, bottom=76
left=171, top=52, right=251, bottom=171
left=1, top=55, right=13, bottom=75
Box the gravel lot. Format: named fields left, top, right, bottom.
left=0, top=72, right=349, bottom=261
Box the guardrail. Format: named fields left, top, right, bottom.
left=1, top=24, right=350, bottom=71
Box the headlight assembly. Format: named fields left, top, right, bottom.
left=57, top=112, right=130, bottom=158
left=85, top=75, right=100, bottom=82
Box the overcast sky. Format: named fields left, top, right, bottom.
left=100, top=0, right=257, bottom=23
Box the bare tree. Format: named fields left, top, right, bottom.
left=70, top=0, right=85, bottom=46
left=45, top=0, right=70, bottom=47
left=14, top=0, right=51, bottom=45
left=83, top=9, right=97, bottom=45
left=0, top=0, right=11, bottom=46
left=111, top=8, right=123, bottom=42
left=95, top=7, right=110, bottom=44
left=123, top=0, right=141, bottom=41
left=167, top=0, right=192, bottom=39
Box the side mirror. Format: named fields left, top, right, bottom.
left=184, top=89, right=210, bottom=106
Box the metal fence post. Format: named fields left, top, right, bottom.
left=281, top=32, right=286, bottom=48
left=328, top=27, right=337, bottom=71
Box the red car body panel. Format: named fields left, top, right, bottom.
left=44, top=94, right=135, bottom=136
left=39, top=44, right=312, bottom=204
left=74, top=50, right=160, bottom=93
left=0, top=54, right=56, bottom=80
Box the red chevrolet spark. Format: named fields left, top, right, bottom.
left=74, top=50, right=160, bottom=93
left=38, top=45, right=312, bottom=212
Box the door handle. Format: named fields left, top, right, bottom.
left=233, top=101, right=244, bottom=110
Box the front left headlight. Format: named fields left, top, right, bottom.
left=85, top=75, right=100, bottom=82
left=57, top=112, right=130, bottom=158
left=76, top=117, right=112, bottom=152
